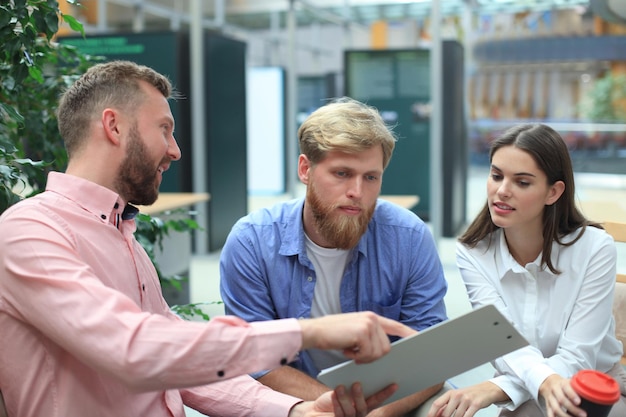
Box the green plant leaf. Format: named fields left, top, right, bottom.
left=0, top=102, right=24, bottom=124
left=61, top=14, right=84, bottom=36
left=44, top=8, right=59, bottom=34
left=13, top=158, right=48, bottom=168
left=27, top=64, right=44, bottom=83
left=0, top=6, right=12, bottom=28
left=171, top=301, right=223, bottom=321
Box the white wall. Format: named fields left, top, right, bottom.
left=246, top=67, right=286, bottom=195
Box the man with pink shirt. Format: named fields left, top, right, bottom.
left=0, top=60, right=412, bottom=417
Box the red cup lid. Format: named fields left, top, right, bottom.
left=571, top=370, right=620, bottom=405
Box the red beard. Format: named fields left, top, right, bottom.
left=306, top=181, right=375, bottom=249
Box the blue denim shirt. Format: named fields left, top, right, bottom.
left=220, top=198, right=448, bottom=378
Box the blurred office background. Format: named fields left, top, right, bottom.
left=54, top=3, right=626, bottom=415
left=57, top=0, right=626, bottom=252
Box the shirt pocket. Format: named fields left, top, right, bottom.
left=362, top=297, right=402, bottom=320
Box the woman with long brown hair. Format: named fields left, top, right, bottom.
left=428, top=124, right=625, bottom=417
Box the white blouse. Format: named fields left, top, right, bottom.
left=456, top=226, right=623, bottom=410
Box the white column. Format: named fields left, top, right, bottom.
left=429, top=0, right=443, bottom=247
left=190, top=0, right=208, bottom=254
left=286, top=0, right=298, bottom=197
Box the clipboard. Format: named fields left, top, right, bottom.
left=317, top=304, right=528, bottom=405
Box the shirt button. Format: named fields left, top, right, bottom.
left=217, top=370, right=225, bottom=377
left=142, top=284, right=146, bottom=291
left=100, top=214, right=107, bottom=220
left=280, top=357, right=288, bottom=365
left=307, top=276, right=313, bottom=282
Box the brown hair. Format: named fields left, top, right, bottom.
left=459, top=123, right=601, bottom=274
left=297, top=97, right=397, bottom=169
left=57, top=60, right=173, bottom=157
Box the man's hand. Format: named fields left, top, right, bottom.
left=259, top=366, right=331, bottom=400
left=366, top=382, right=444, bottom=417
left=426, top=381, right=508, bottom=417
left=299, top=312, right=415, bottom=363
left=289, top=382, right=399, bottom=417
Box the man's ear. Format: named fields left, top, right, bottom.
left=101, top=108, right=122, bottom=146
left=297, top=154, right=311, bottom=185
left=546, top=180, right=565, bottom=206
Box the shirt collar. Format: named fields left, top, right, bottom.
left=121, top=204, right=139, bottom=220
left=45, top=172, right=131, bottom=225
left=495, top=228, right=559, bottom=277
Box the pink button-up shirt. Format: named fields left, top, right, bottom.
left=0, top=172, right=302, bottom=417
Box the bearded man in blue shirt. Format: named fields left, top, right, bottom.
left=220, top=97, right=449, bottom=417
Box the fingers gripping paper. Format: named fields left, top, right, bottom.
left=317, top=304, right=528, bottom=405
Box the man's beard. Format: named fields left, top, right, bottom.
left=116, top=124, right=166, bottom=206
left=306, top=181, right=376, bottom=250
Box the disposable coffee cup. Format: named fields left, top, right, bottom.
left=570, top=369, right=620, bottom=417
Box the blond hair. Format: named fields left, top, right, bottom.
left=298, top=97, right=396, bottom=169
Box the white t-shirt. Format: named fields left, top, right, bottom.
left=305, top=233, right=351, bottom=371
left=457, top=226, right=622, bottom=410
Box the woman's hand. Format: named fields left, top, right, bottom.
left=539, top=374, right=585, bottom=417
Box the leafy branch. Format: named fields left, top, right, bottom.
left=171, top=301, right=224, bottom=321
left=134, top=210, right=202, bottom=292
left=1, top=0, right=96, bottom=212
left=579, top=71, right=626, bottom=123
left=135, top=210, right=214, bottom=321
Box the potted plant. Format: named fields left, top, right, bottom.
left=579, top=71, right=626, bottom=123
